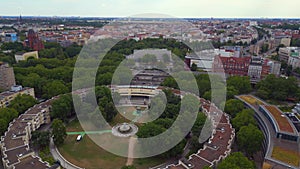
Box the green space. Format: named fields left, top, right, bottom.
left=271, top=146, right=300, bottom=167
left=59, top=120, right=166, bottom=169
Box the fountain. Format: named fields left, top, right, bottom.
left=112, top=123, right=138, bottom=137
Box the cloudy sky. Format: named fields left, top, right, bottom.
left=0, top=0, right=299, bottom=18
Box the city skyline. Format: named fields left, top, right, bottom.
left=0, top=0, right=300, bottom=18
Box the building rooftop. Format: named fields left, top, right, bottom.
left=263, top=105, right=297, bottom=135
left=14, top=155, right=50, bottom=169
left=4, top=145, right=31, bottom=166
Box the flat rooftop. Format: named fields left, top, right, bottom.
left=262, top=105, right=297, bottom=135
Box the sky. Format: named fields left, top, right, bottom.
left=0, top=0, right=300, bottom=18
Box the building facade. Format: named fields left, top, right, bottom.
left=14, top=51, right=39, bottom=63
left=0, top=87, right=35, bottom=108
left=0, top=63, right=16, bottom=91
left=213, top=56, right=251, bottom=76
left=23, top=29, right=44, bottom=51
left=0, top=98, right=59, bottom=169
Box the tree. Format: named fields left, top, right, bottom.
left=191, top=63, right=197, bottom=71
left=256, top=74, right=299, bottom=101
left=136, top=122, right=165, bottom=138
left=276, top=44, right=285, bottom=53
left=261, top=44, right=269, bottom=53
left=217, top=152, right=255, bottom=169
left=237, top=124, right=264, bottom=156
left=0, top=108, right=18, bottom=134
left=51, top=119, right=67, bottom=146
left=227, top=86, right=239, bottom=100
left=224, top=99, right=244, bottom=117
left=203, top=90, right=211, bottom=101
left=232, top=109, right=257, bottom=131
left=21, top=73, right=47, bottom=97
left=191, top=112, right=207, bottom=136
left=227, top=76, right=251, bottom=94
left=9, top=94, right=38, bottom=114
left=1, top=42, right=28, bottom=52
left=161, top=77, right=178, bottom=89
left=51, top=94, right=73, bottom=121
left=31, top=131, right=51, bottom=149
left=42, top=80, right=68, bottom=99
left=64, top=43, right=82, bottom=58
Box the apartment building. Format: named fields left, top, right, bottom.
left=0, top=98, right=59, bottom=169
left=0, top=63, right=15, bottom=91
left=0, top=87, right=35, bottom=108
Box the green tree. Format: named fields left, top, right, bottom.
left=237, top=124, right=264, bottom=156
left=31, top=131, right=51, bottom=149
left=191, top=112, right=207, bottom=136
left=0, top=108, right=19, bottom=134
left=227, top=86, right=239, bottom=100
left=51, top=94, right=73, bottom=121
left=161, top=77, right=178, bottom=89
left=232, top=109, right=257, bottom=131
left=256, top=74, right=299, bottom=101
left=9, top=94, right=38, bottom=114
left=51, top=119, right=67, bottom=146
left=64, top=43, right=82, bottom=58
left=217, top=152, right=255, bottom=169
left=42, top=80, right=68, bottom=99
left=227, top=76, right=251, bottom=94
left=137, top=122, right=165, bottom=138
left=224, top=99, right=244, bottom=117
left=0, top=119, right=8, bottom=135
left=191, top=63, right=197, bottom=71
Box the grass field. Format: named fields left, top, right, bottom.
left=271, top=146, right=300, bottom=167
left=59, top=119, right=167, bottom=169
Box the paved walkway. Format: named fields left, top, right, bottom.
left=126, top=137, right=137, bottom=166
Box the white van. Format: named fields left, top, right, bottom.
left=76, top=135, right=82, bottom=141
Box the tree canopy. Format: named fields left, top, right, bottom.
left=0, top=108, right=18, bottom=134
left=256, top=74, right=300, bottom=101
left=9, top=94, right=38, bottom=114
left=224, top=99, right=245, bottom=117
left=227, top=76, right=252, bottom=94
left=51, top=94, right=74, bottom=121
left=51, top=119, right=67, bottom=146
left=237, top=124, right=264, bottom=156
left=217, top=152, right=255, bottom=169
left=232, top=109, right=257, bottom=131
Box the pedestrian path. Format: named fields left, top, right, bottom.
left=66, top=130, right=112, bottom=136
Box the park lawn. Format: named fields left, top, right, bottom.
left=111, top=112, right=132, bottom=126
left=133, top=157, right=168, bottom=169
left=271, top=146, right=300, bottom=167
left=60, top=119, right=166, bottom=169
left=66, top=119, right=84, bottom=132
left=59, top=134, right=127, bottom=169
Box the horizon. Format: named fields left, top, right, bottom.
left=0, top=0, right=300, bottom=19
left=1, top=15, right=300, bottom=20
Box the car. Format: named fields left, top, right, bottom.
left=76, top=135, right=82, bottom=141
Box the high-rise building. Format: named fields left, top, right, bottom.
left=0, top=62, right=16, bottom=91
left=23, top=29, right=44, bottom=51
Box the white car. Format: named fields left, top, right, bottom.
left=76, top=135, right=82, bottom=141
